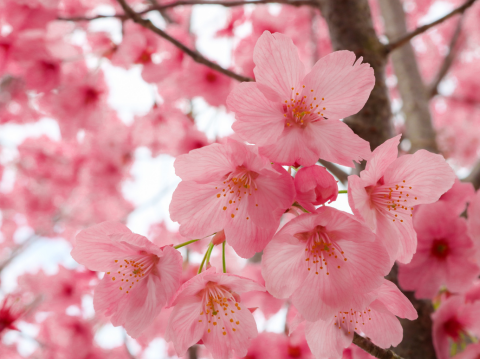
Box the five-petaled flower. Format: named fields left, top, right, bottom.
left=165, top=267, right=265, bottom=359
left=348, top=134, right=456, bottom=263
left=227, top=31, right=373, bottom=167
left=262, top=207, right=390, bottom=322
left=71, top=221, right=183, bottom=338
left=170, top=139, right=295, bottom=258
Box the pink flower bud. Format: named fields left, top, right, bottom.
left=294, top=165, right=338, bottom=212
left=212, top=230, right=226, bottom=245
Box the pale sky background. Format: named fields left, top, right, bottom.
left=0, top=2, right=461, bottom=358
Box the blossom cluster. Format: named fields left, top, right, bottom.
left=1, top=1, right=480, bottom=359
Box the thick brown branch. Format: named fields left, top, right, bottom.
left=353, top=333, right=403, bottom=359
left=385, top=0, right=476, bottom=53
left=379, top=0, right=439, bottom=154
left=115, top=0, right=253, bottom=82
left=58, top=0, right=317, bottom=21
left=318, top=159, right=348, bottom=185
left=466, top=161, right=480, bottom=190
left=428, top=15, right=464, bottom=98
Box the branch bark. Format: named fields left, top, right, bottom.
left=315, top=0, right=394, bottom=152
left=115, top=0, right=253, bottom=82
left=385, top=0, right=477, bottom=53
left=318, top=160, right=348, bottom=185
left=385, top=264, right=436, bottom=359
left=379, top=0, right=439, bottom=154
left=58, top=0, right=316, bottom=21
left=353, top=333, right=403, bottom=359
left=428, top=15, right=464, bottom=98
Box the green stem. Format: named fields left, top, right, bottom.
left=205, top=243, right=214, bottom=266
left=292, top=202, right=309, bottom=213
left=173, top=239, right=200, bottom=249
left=222, top=241, right=226, bottom=273
left=197, top=242, right=214, bottom=274
left=338, top=190, right=348, bottom=194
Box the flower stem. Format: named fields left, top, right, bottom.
left=338, top=190, right=348, bottom=194
left=198, top=242, right=214, bottom=274
left=222, top=241, right=226, bottom=273
left=173, top=239, right=200, bottom=249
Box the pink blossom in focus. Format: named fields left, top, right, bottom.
left=227, top=31, right=373, bottom=167
left=432, top=295, right=480, bottom=359
left=294, top=165, right=338, bottom=212
left=71, top=221, right=183, bottom=338
left=165, top=267, right=265, bottom=359
left=348, top=134, right=456, bottom=263
left=170, top=139, right=295, bottom=258
left=304, top=280, right=417, bottom=359
left=240, top=264, right=285, bottom=319
left=262, top=207, right=390, bottom=322
left=398, top=201, right=480, bottom=299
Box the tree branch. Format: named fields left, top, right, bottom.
left=58, top=0, right=317, bottom=21
left=318, top=159, right=349, bottom=185
left=115, top=0, right=253, bottom=82
left=385, top=0, right=477, bottom=53
left=353, top=333, right=403, bottom=359
left=428, top=15, right=464, bottom=98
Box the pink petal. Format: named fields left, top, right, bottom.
left=174, top=143, right=236, bottom=183
left=262, top=233, right=308, bottom=298
left=157, top=246, right=184, bottom=307
left=360, top=301, right=404, bottom=348
left=307, top=119, right=372, bottom=168
left=228, top=82, right=284, bottom=146
left=383, top=150, right=456, bottom=205
left=360, top=135, right=401, bottom=186
left=170, top=181, right=227, bottom=239
left=211, top=273, right=266, bottom=294
left=291, top=258, right=354, bottom=321
left=347, top=175, right=377, bottom=231
left=259, top=126, right=320, bottom=166
left=302, top=51, right=375, bottom=121
left=305, top=317, right=353, bottom=359
left=374, top=280, right=417, bottom=320
left=165, top=296, right=206, bottom=356
left=318, top=206, right=376, bottom=243
left=71, top=221, right=132, bottom=271
left=253, top=31, right=305, bottom=99
left=202, top=298, right=258, bottom=359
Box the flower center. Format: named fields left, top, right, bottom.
left=334, top=308, right=372, bottom=334
left=107, top=253, right=159, bottom=294
left=199, top=284, right=243, bottom=337
left=215, top=167, right=259, bottom=220
left=295, top=225, right=347, bottom=275
left=443, top=317, right=464, bottom=341
left=369, top=178, right=417, bottom=223
left=283, top=85, right=326, bottom=128
left=431, top=239, right=449, bottom=260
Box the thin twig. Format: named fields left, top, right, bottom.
left=385, top=0, right=477, bottom=53
left=466, top=161, right=480, bottom=190
left=58, top=0, right=317, bottom=21
left=115, top=0, right=253, bottom=82
left=428, top=14, right=464, bottom=98
left=318, top=159, right=349, bottom=185
left=353, top=333, right=404, bottom=359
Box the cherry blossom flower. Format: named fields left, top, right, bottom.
left=453, top=343, right=480, bottom=359
left=165, top=267, right=265, bottom=359
left=262, top=207, right=390, bottom=322
left=432, top=295, right=480, bottom=359
left=398, top=202, right=480, bottom=299
left=170, top=139, right=295, bottom=258
left=348, top=134, right=456, bottom=263
left=71, top=221, right=183, bottom=338
left=294, top=165, right=338, bottom=212
left=436, top=178, right=475, bottom=216
left=227, top=31, right=373, bottom=167
left=303, top=280, right=417, bottom=359
left=0, top=295, right=25, bottom=335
